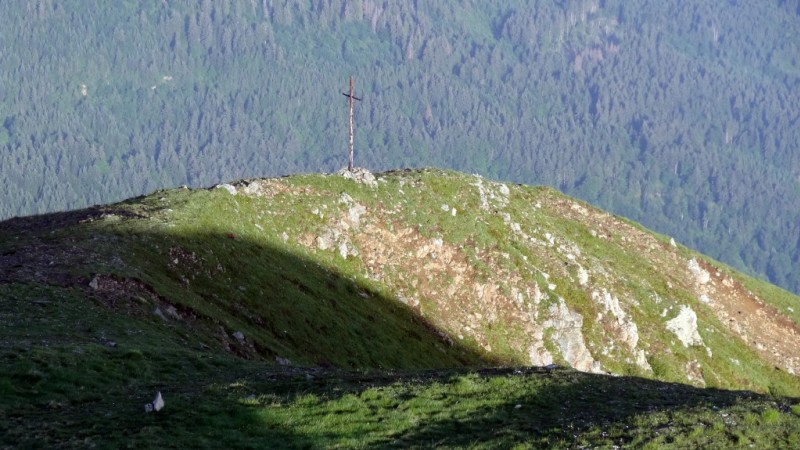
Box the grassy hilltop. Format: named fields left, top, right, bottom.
left=1, top=169, right=799, bottom=448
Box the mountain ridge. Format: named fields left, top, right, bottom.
left=3, top=167, right=798, bottom=388
left=2, top=167, right=800, bottom=447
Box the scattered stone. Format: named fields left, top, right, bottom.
left=338, top=242, right=349, bottom=259
left=577, top=266, right=589, bottom=286
left=233, top=331, right=246, bottom=344
left=88, top=276, right=99, bottom=290
left=685, top=360, right=705, bottom=386
left=670, top=237, right=677, bottom=247
left=276, top=356, right=291, bottom=366
left=316, top=232, right=335, bottom=251
left=451, top=208, right=457, bottom=217
left=281, top=231, right=289, bottom=243
left=347, top=203, right=367, bottom=227
left=216, top=184, right=237, bottom=195
left=441, top=204, right=450, bottom=212
left=339, top=192, right=354, bottom=205
left=635, top=349, right=652, bottom=372
left=498, top=184, right=510, bottom=196
left=144, top=391, right=164, bottom=413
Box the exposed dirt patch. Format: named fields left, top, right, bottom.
left=694, top=260, right=800, bottom=374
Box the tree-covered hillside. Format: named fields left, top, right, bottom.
left=1, top=0, right=799, bottom=293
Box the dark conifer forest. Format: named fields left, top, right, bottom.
left=1, top=0, right=799, bottom=293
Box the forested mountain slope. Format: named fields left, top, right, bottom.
left=1, top=0, right=799, bottom=293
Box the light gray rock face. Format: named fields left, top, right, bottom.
left=666, top=305, right=704, bottom=347
left=543, top=298, right=601, bottom=373
left=592, top=289, right=640, bottom=352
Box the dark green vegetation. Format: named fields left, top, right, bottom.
left=1, top=1, right=799, bottom=294
left=2, top=170, right=800, bottom=447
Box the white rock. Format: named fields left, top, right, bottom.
left=339, top=192, right=354, bottom=205
left=441, top=204, right=450, bottom=212
left=687, top=259, right=710, bottom=285
left=216, top=184, right=237, bottom=195
left=636, top=349, right=652, bottom=372
left=550, top=302, right=598, bottom=373
left=670, top=237, right=677, bottom=247
left=233, top=331, right=245, bottom=344
left=451, top=208, right=457, bottom=217
left=666, top=305, right=704, bottom=347
left=339, top=242, right=349, bottom=259
left=577, top=266, right=589, bottom=286
left=348, top=204, right=367, bottom=227
left=145, top=391, right=164, bottom=413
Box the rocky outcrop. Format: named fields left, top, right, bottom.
left=541, top=298, right=601, bottom=373
left=338, top=167, right=377, bottom=188
left=666, top=305, right=704, bottom=347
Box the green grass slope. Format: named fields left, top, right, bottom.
left=1, top=168, right=799, bottom=447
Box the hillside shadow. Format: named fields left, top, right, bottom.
left=379, top=367, right=797, bottom=448
left=2, top=203, right=496, bottom=369
left=131, top=230, right=499, bottom=370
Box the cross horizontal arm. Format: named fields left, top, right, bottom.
left=342, top=92, right=363, bottom=101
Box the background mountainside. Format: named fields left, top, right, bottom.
left=2, top=169, right=800, bottom=447
left=1, top=0, right=799, bottom=297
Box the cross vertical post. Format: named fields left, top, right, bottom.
left=342, top=76, right=362, bottom=171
